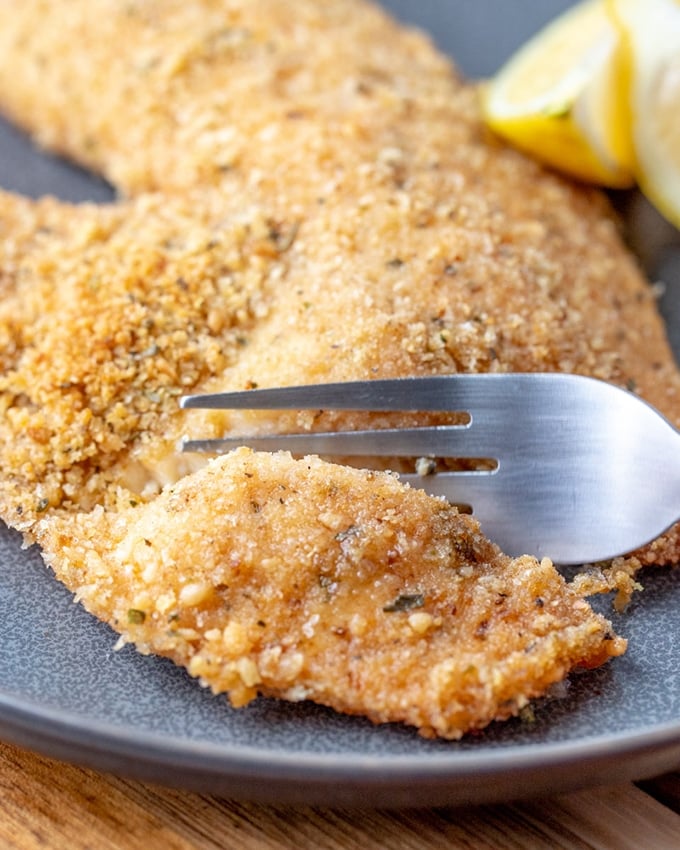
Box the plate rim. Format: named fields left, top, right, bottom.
left=2, top=685, right=680, bottom=806
left=2, top=0, right=680, bottom=810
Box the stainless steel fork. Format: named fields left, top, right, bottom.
left=180, top=373, right=680, bottom=564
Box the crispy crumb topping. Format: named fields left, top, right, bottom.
left=37, top=450, right=625, bottom=738
left=0, top=0, right=673, bottom=737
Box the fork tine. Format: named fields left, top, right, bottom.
left=181, top=424, right=504, bottom=458
left=400, top=470, right=502, bottom=509
left=181, top=375, right=486, bottom=412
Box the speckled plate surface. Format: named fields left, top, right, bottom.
left=1, top=1, right=680, bottom=808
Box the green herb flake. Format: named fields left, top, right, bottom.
left=519, top=704, right=536, bottom=724
left=127, top=608, right=147, bottom=625
left=335, top=525, right=360, bottom=543
left=383, top=593, right=425, bottom=613
left=269, top=221, right=300, bottom=252
left=36, top=497, right=50, bottom=513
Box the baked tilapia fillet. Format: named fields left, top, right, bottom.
left=0, top=0, right=674, bottom=736
left=36, top=450, right=626, bottom=740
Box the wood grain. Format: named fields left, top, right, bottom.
left=1, top=741, right=679, bottom=850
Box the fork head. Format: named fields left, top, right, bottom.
left=181, top=374, right=680, bottom=564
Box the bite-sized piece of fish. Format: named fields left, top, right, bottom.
left=36, top=449, right=625, bottom=739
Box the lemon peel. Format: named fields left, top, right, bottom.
left=610, top=0, right=680, bottom=227
left=482, top=0, right=634, bottom=188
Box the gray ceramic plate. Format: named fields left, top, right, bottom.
left=1, top=1, right=680, bottom=808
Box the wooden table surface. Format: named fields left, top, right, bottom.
left=1, top=740, right=679, bottom=849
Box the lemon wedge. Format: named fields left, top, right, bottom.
left=609, top=0, right=680, bottom=227
left=482, top=0, right=634, bottom=188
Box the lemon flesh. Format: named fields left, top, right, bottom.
left=483, top=0, right=634, bottom=187
left=610, top=0, right=680, bottom=227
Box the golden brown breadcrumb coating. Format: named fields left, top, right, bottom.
left=0, top=0, right=673, bottom=735
left=36, top=449, right=625, bottom=739
left=0, top=1, right=679, bottom=529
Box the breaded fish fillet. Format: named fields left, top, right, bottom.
left=0, top=0, right=673, bottom=735
left=0, top=2, right=678, bottom=530
left=36, top=449, right=625, bottom=739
